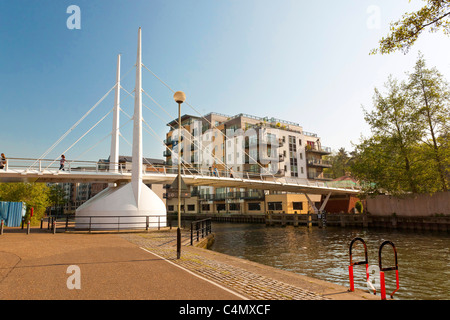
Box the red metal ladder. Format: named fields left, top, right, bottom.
left=348, top=237, right=370, bottom=293
left=378, top=240, right=400, bottom=300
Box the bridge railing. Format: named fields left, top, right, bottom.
left=0, top=157, right=361, bottom=191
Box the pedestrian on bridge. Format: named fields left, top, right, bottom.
left=0, top=153, right=6, bottom=170
left=59, top=155, right=66, bottom=171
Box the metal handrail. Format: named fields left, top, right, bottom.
left=190, top=218, right=212, bottom=245
left=50, top=214, right=167, bottom=232
left=0, top=157, right=362, bottom=191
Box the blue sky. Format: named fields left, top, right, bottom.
left=1, top=0, right=449, bottom=162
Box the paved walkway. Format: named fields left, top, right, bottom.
left=0, top=227, right=377, bottom=300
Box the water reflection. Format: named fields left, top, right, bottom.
left=209, top=222, right=450, bottom=300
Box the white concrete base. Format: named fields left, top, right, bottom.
left=75, top=182, right=167, bottom=230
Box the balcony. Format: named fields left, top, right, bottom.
left=306, top=158, right=332, bottom=168
left=198, top=191, right=265, bottom=201
left=305, top=145, right=331, bottom=155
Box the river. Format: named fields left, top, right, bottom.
left=208, top=222, right=450, bottom=300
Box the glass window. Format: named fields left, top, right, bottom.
left=268, top=202, right=282, bottom=210
left=248, top=203, right=261, bottom=211
left=293, top=202, right=303, bottom=210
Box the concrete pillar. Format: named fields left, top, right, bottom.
left=109, top=54, right=121, bottom=175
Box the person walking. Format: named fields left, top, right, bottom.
left=0, top=153, right=6, bottom=170
left=59, top=155, right=66, bottom=171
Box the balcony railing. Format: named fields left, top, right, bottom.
left=198, top=191, right=265, bottom=201
left=306, top=158, right=332, bottom=167
left=305, top=145, right=331, bottom=154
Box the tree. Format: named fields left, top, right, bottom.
left=48, top=184, right=68, bottom=216
left=0, top=183, right=52, bottom=225
left=406, top=53, right=450, bottom=190
left=371, top=0, right=450, bottom=55
left=363, top=76, right=423, bottom=193
left=324, top=147, right=351, bottom=179
left=352, top=54, right=450, bottom=195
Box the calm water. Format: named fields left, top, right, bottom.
left=209, top=222, right=450, bottom=300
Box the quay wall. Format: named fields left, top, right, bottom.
left=169, top=212, right=450, bottom=232
left=366, top=191, right=449, bottom=217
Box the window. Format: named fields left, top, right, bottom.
left=216, top=204, right=226, bottom=212
left=293, top=202, right=303, bottom=210
left=168, top=205, right=174, bottom=211
left=187, top=204, right=195, bottom=211
left=202, top=204, right=210, bottom=211
left=229, top=203, right=240, bottom=211
left=248, top=203, right=261, bottom=211
left=268, top=202, right=282, bottom=211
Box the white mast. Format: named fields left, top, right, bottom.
left=109, top=54, right=121, bottom=174
left=132, top=27, right=143, bottom=204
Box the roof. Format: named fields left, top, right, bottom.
left=332, top=176, right=358, bottom=183
left=166, top=114, right=202, bottom=127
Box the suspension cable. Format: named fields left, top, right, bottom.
left=141, top=89, right=234, bottom=174
left=45, top=108, right=114, bottom=169
left=142, top=63, right=277, bottom=180
left=29, top=84, right=116, bottom=170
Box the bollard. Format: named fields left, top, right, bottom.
left=53, top=220, right=56, bottom=234
left=27, top=221, right=31, bottom=235
left=1, top=219, right=4, bottom=235
left=40, top=218, right=44, bottom=229
left=177, top=227, right=181, bottom=259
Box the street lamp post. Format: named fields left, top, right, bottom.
left=173, top=91, right=186, bottom=259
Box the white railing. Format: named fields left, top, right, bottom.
left=0, top=157, right=362, bottom=191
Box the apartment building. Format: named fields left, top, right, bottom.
left=164, top=112, right=332, bottom=215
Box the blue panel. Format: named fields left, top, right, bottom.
left=0, top=201, right=9, bottom=222
left=1, top=202, right=26, bottom=227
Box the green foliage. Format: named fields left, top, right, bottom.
left=372, top=0, right=450, bottom=55
left=351, top=54, right=449, bottom=195
left=323, top=147, right=352, bottom=179
left=355, top=201, right=363, bottom=213
left=0, top=183, right=52, bottom=225
left=48, top=184, right=67, bottom=207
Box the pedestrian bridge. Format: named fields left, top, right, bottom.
left=0, top=157, right=360, bottom=196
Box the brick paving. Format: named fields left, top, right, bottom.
left=122, top=229, right=366, bottom=300
left=1, top=227, right=376, bottom=300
